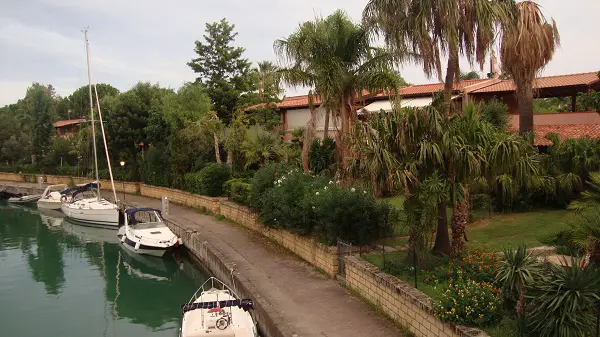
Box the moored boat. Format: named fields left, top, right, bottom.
left=8, top=194, right=41, bottom=204
left=117, top=208, right=182, bottom=257
left=181, top=277, right=257, bottom=337
left=37, top=184, right=68, bottom=210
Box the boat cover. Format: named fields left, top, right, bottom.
left=60, top=183, right=99, bottom=195
left=182, top=299, right=254, bottom=313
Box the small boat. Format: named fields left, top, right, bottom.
left=8, top=194, right=41, bottom=204
left=37, top=184, right=68, bottom=210
left=117, top=208, right=182, bottom=257
left=181, top=277, right=257, bottom=337
left=60, top=182, right=120, bottom=227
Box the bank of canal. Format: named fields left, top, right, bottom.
left=0, top=202, right=209, bottom=337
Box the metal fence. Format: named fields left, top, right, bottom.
left=337, top=239, right=353, bottom=276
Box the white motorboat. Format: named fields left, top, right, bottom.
left=181, top=277, right=257, bottom=337
left=37, top=184, right=68, bottom=210
left=8, top=194, right=41, bottom=204
left=63, top=30, right=121, bottom=227
left=117, top=208, right=182, bottom=257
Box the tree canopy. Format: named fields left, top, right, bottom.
left=188, top=19, right=254, bottom=124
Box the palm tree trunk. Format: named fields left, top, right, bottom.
left=302, top=104, right=317, bottom=173
left=517, top=80, right=534, bottom=136
left=451, top=187, right=470, bottom=257
left=226, top=150, right=233, bottom=167
left=432, top=200, right=451, bottom=255
left=340, top=96, right=350, bottom=177
left=213, top=133, right=222, bottom=164
left=323, top=108, right=330, bottom=139
left=443, top=47, right=459, bottom=117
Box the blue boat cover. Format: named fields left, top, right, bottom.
left=60, top=182, right=99, bottom=195
left=181, top=299, right=254, bottom=313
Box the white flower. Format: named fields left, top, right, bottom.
left=316, top=192, right=320, bottom=195
left=363, top=190, right=367, bottom=194
left=329, top=180, right=334, bottom=185
left=312, top=206, right=316, bottom=209
left=351, top=188, right=356, bottom=192
left=324, top=186, right=328, bottom=190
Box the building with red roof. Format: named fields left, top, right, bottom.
left=275, top=71, right=600, bottom=145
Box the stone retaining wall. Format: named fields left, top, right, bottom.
left=344, top=256, right=488, bottom=337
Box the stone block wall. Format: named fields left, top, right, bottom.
left=139, top=184, right=223, bottom=214
left=344, top=256, right=488, bottom=337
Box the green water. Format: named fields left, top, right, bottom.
left=0, top=202, right=208, bottom=337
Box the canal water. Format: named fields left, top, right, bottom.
left=0, top=202, right=209, bottom=337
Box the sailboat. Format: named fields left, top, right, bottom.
left=61, top=29, right=121, bottom=228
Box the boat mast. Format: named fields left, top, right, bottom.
left=83, top=28, right=101, bottom=201
left=92, top=74, right=119, bottom=204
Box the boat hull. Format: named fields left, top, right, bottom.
left=61, top=201, right=120, bottom=227
left=8, top=195, right=41, bottom=204
left=37, top=199, right=62, bottom=210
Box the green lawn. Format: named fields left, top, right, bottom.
left=382, top=194, right=571, bottom=252
left=467, top=209, right=571, bottom=251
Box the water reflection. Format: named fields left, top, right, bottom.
left=0, top=203, right=208, bottom=336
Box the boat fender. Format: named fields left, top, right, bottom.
left=134, top=241, right=141, bottom=251
left=61, top=195, right=67, bottom=202
left=177, top=238, right=183, bottom=246
left=216, top=318, right=229, bottom=330
left=120, top=235, right=126, bottom=243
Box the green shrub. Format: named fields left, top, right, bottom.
left=184, top=163, right=231, bottom=197
left=55, top=165, right=79, bottom=177
left=308, top=137, right=336, bottom=175
left=260, top=169, right=319, bottom=235
left=435, top=278, right=503, bottom=327
left=247, top=163, right=289, bottom=211
left=311, top=184, right=393, bottom=245
left=224, top=178, right=251, bottom=205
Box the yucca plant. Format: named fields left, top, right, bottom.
left=496, top=245, right=541, bottom=311
left=528, top=258, right=600, bottom=337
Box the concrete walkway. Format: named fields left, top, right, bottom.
left=123, top=193, right=403, bottom=337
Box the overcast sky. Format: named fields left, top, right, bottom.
left=1, top=0, right=598, bottom=106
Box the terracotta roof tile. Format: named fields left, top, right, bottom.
left=472, top=72, right=600, bottom=93
left=396, top=79, right=488, bottom=96
left=532, top=124, right=600, bottom=146
left=53, top=119, right=86, bottom=128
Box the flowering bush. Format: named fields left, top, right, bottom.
left=435, top=278, right=503, bottom=327
left=251, top=166, right=393, bottom=245
left=424, top=250, right=500, bottom=284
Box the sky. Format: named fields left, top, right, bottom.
left=0, top=0, right=598, bottom=107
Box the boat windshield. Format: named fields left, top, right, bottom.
left=128, top=210, right=163, bottom=227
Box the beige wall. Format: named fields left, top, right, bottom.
left=345, top=256, right=488, bottom=337
left=284, top=106, right=339, bottom=135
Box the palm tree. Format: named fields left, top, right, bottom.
left=241, top=125, right=283, bottom=167
left=254, top=61, right=282, bottom=102
left=500, top=1, right=560, bottom=135
left=363, top=0, right=516, bottom=116
left=275, top=10, right=400, bottom=176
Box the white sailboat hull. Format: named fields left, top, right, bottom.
left=61, top=198, right=120, bottom=227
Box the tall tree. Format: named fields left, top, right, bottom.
left=188, top=19, right=254, bottom=124
left=363, top=0, right=516, bottom=252
left=275, top=10, right=400, bottom=175
left=501, top=1, right=560, bottom=136
left=67, top=83, right=119, bottom=119
left=26, top=83, right=55, bottom=164
left=363, top=0, right=515, bottom=116
left=103, top=82, right=172, bottom=176
left=254, top=61, right=282, bottom=102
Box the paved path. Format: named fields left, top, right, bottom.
left=124, top=194, right=403, bottom=337
left=0, top=181, right=403, bottom=337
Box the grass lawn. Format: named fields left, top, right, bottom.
left=382, top=194, right=571, bottom=252
left=467, top=209, right=571, bottom=251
